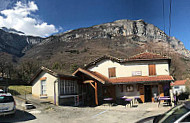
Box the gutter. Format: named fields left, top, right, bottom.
left=54, top=79, right=58, bottom=105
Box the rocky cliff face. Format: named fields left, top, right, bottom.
left=0, top=29, right=43, bottom=56
left=43, top=19, right=189, bottom=57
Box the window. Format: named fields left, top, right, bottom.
left=0, top=96, right=14, bottom=103
left=41, top=80, right=46, bottom=95
left=108, top=67, right=116, bottom=78
left=174, top=86, right=179, bottom=89
left=126, top=85, right=134, bottom=92
left=181, top=114, right=190, bottom=122
left=157, top=105, right=189, bottom=123
left=60, top=80, right=77, bottom=95
left=149, top=64, right=156, bottom=76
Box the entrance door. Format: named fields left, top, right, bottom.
left=144, top=85, right=152, bottom=102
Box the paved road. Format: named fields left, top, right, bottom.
left=0, top=103, right=170, bottom=123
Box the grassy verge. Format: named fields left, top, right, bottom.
left=186, top=99, right=190, bottom=101
left=8, top=85, right=32, bottom=96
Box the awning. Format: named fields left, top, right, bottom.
left=110, top=75, right=174, bottom=84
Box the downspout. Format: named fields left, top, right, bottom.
left=54, top=79, right=58, bottom=105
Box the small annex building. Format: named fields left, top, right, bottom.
left=73, top=52, right=174, bottom=105
left=171, top=80, right=187, bottom=94
left=30, top=66, right=79, bottom=106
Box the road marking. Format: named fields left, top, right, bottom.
left=29, top=110, right=41, bottom=114
left=91, top=109, right=109, bottom=118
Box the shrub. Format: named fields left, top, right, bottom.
left=70, top=64, right=79, bottom=73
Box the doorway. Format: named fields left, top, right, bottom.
left=144, top=85, right=152, bottom=102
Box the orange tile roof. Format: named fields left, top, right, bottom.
left=30, top=66, right=77, bottom=84
left=84, top=52, right=170, bottom=69
left=171, top=80, right=187, bottom=86
left=73, top=68, right=106, bottom=84
left=109, top=75, right=174, bottom=84
left=129, top=52, right=168, bottom=60
left=89, top=71, right=109, bottom=82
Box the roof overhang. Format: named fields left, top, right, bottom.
left=110, top=75, right=174, bottom=84
left=73, top=68, right=106, bottom=84
left=170, top=80, right=187, bottom=86
left=112, top=80, right=172, bottom=85
left=29, top=66, right=77, bottom=85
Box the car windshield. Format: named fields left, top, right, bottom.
left=156, top=104, right=189, bottom=123
left=0, top=96, right=14, bottom=103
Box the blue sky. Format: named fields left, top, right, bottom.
left=0, top=0, right=190, bottom=50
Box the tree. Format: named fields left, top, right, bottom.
left=17, top=60, right=40, bottom=83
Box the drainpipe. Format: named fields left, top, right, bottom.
left=54, top=79, right=58, bottom=105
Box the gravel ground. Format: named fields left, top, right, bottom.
left=0, top=102, right=171, bottom=123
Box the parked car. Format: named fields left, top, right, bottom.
left=0, top=93, right=16, bottom=116
left=153, top=101, right=190, bottom=123
left=0, top=89, right=3, bottom=93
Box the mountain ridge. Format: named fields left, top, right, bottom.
left=0, top=19, right=190, bottom=81
left=19, top=19, right=190, bottom=80
left=41, top=19, right=190, bottom=57
left=0, top=28, right=43, bottom=56
left=0, top=27, right=25, bottom=35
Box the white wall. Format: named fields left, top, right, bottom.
left=88, top=59, right=169, bottom=78
left=32, top=71, right=58, bottom=104
left=156, top=64, right=169, bottom=75
left=172, top=85, right=186, bottom=94
left=115, top=84, right=140, bottom=98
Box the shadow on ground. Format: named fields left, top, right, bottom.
left=136, top=114, right=160, bottom=123
left=0, top=109, right=36, bottom=122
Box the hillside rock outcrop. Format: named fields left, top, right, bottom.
left=42, top=19, right=189, bottom=57
left=0, top=29, right=42, bottom=56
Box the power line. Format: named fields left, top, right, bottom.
left=162, top=0, right=165, bottom=32
left=169, top=0, right=172, bottom=36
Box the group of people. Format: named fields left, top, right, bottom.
left=153, top=90, right=179, bottom=106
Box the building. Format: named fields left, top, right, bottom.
left=73, top=52, right=174, bottom=105
left=30, top=66, right=79, bottom=106
left=171, top=80, right=187, bottom=94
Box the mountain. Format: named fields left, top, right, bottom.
left=0, top=28, right=43, bottom=56
left=1, top=27, right=25, bottom=35
left=22, top=19, right=190, bottom=80
left=40, top=19, right=190, bottom=57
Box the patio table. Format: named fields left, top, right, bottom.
left=121, top=96, right=138, bottom=107
left=158, top=96, right=171, bottom=107
left=125, top=98, right=132, bottom=107
left=123, top=96, right=139, bottom=105
left=134, top=96, right=140, bottom=104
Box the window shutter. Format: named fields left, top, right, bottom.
left=108, top=67, right=116, bottom=78
left=149, top=64, right=156, bottom=76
